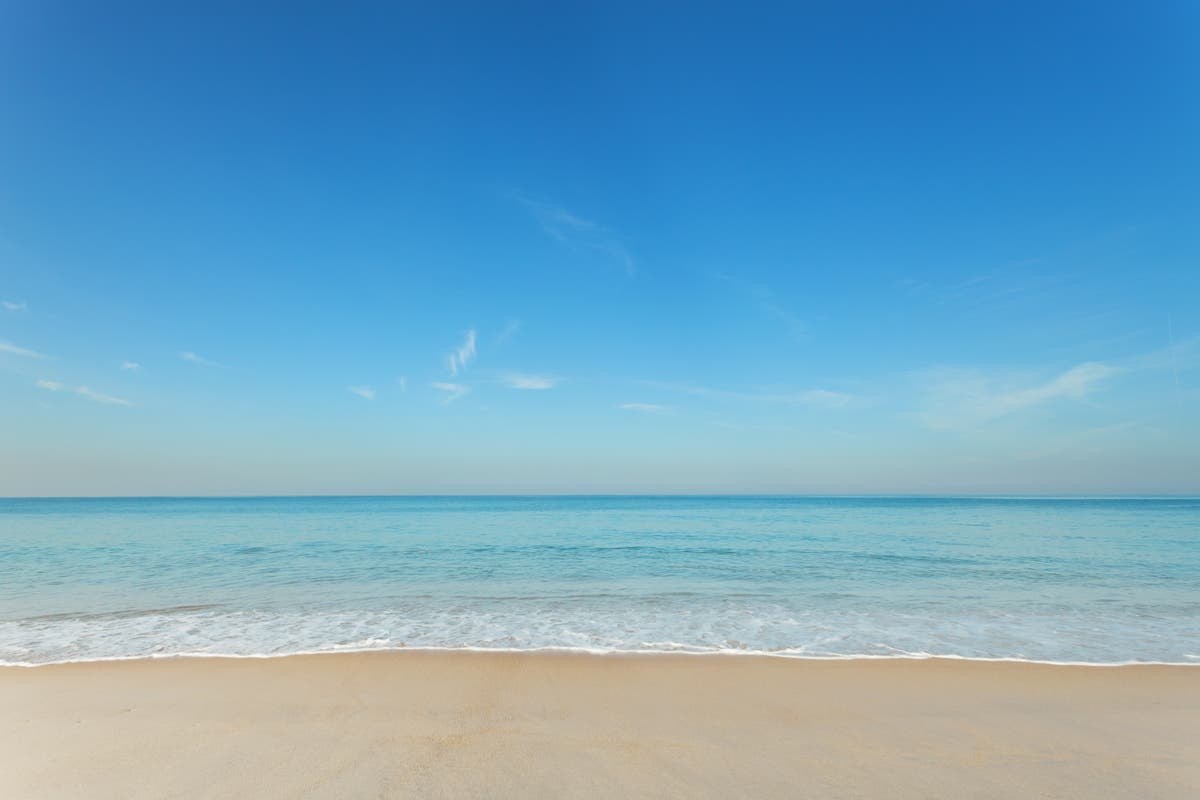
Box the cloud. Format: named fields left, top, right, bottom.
left=645, top=380, right=855, bottom=408
left=503, top=373, right=558, bottom=390
left=495, top=319, right=522, bottom=347
left=349, top=385, right=376, bottom=400
left=447, top=330, right=477, bottom=376
left=919, top=361, right=1117, bottom=429
left=76, top=386, right=133, bottom=406
left=523, top=199, right=636, bottom=276
left=2, top=300, right=27, bottom=312
left=536, top=204, right=597, bottom=238
left=895, top=267, right=1063, bottom=315
left=985, top=362, right=1116, bottom=415
left=121, top=361, right=140, bottom=371
left=431, top=381, right=471, bottom=404
left=794, top=389, right=854, bottom=408
left=713, top=273, right=805, bottom=342
left=0, top=340, right=45, bottom=358
left=1116, top=335, right=1200, bottom=374
left=397, top=376, right=407, bottom=392
left=178, top=351, right=225, bottom=368
left=619, top=402, right=672, bottom=413
left=37, top=380, right=132, bottom=406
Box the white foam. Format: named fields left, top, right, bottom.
left=2, top=599, right=1196, bottom=667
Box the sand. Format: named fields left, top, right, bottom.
left=0, top=652, right=1196, bottom=798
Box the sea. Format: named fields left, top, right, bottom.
left=0, top=496, right=1196, bottom=666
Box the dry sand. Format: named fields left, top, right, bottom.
left=0, top=651, right=1196, bottom=798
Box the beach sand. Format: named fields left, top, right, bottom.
left=0, top=652, right=1196, bottom=798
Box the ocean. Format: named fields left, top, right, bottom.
left=0, top=496, right=1196, bottom=665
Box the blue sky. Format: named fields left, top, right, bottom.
left=1, top=1, right=1197, bottom=495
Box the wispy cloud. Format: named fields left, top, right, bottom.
left=984, top=362, right=1116, bottom=414
left=714, top=273, right=805, bottom=341
left=919, top=361, right=1117, bottom=430
left=348, top=385, right=376, bottom=400
left=432, top=381, right=471, bottom=404
left=503, top=373, right=558, bottom=390
left=495, top=319, right=522, bottom=347
left=894, top=261, right=1069, bottom=316
left=0, top=340, right=45, bottom=358
left=524, top=199, right=636, bottom=276
left=2, top=300, right=27, bottom=312
left=619, top=402, right=672, bottom=413
left=794, top=389, right=855, bottom=408
left=178, top=351, right=225, bottom=368
left=447, top=330, right=477, bottom=376
left=37, top=380, right=132, bottom=406
left=77, top=386, right=133, bottom=406
left=397, top=376, right=407, bottom=392
left=645, top=380, right=855, bottom=408
left=120, top=361, right=140, bottom=371
left=1116, top=335, right=1200, bottom=374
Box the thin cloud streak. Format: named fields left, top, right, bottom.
left=0, top=340, right=45, bottom=358
left=796, top=389, right=855, bottom=408
left=503, top=373, right=558, bottom=390
left=447, top=330, right=477, bottom=376
left=645, top=380, right=855, bottom=408
left=178, top=351, right=225, bottom=368
left=619, top=402, right=672, bottom=413
left=2, top=300, right=27, bottom=312
left=1116, top=335, right=1200, bottom=374
left=431, top=381, right=471, bottom=404
left=76, top=386, right=133, bottom=406
left=919, top=361, right=1117, bottom=430
left=348, top=385, right=376, bottom=399
left=523, top=198, right=636, bottom=276
left=983, top=362, right=1116, bottom=415
left=714, top=273, right=805, bottom=342
left=121, top=361, right=140, bottom=371
left=37, top=379, right=132, bottom=406
left=495, top=319, right=522, bottom=347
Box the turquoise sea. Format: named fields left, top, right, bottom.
left=0, top=496, right=1196, bottom=665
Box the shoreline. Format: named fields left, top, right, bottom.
left=2, top=650, right=1196, bottom=798
left=4, top=645, right=1200, bottom=669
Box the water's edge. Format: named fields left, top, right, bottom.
left=4, top=645, right=1199, bottom=669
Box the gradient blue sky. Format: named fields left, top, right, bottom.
left=1, top=1, right=1197, bottom=495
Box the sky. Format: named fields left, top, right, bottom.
left=1, top=1, right=1197, bottom=495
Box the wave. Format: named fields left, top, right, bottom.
left=3, top=602, right=1197, bottom=667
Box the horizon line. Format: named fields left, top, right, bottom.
left=1, top=493, right=1197, bottom=501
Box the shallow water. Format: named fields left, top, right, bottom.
left=1, top=496, right=1196, bottom=664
